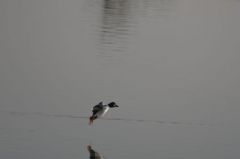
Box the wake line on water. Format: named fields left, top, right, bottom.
left=1, top=110, right=216, bottom=127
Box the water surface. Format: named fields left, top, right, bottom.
left=1, top=0, right=240, bottom=158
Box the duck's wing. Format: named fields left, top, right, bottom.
left=92, top=102, right=103, bottom=115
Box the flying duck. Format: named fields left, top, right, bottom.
left=89, top=102, right=119, bottom=125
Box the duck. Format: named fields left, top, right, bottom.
left=89, top=102, right=119, bottom=125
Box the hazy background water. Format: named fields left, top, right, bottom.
left=1, top=0, right=240, bottom=158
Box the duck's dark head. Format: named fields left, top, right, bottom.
left=108, top=102, right=119, bottom=108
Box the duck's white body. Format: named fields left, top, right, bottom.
left=95, top=105, right=109, bottom=118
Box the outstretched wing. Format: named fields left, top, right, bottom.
left=92, top=102, right=103, bottom=115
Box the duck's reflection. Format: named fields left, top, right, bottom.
left=87, top=145, right=105, bottom=159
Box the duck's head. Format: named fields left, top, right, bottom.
left=108, top=102, right=119, bottom=108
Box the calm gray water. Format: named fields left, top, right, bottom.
left=1, top=0, right=240, bottom=158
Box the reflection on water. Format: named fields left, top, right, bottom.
left=139, top=0, right=177, bottom=17
left=97, top=0, right=134, bottom=59
left=87, top=144, right=105, bottom=159
left=96, top=0, right=177, bottom=61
